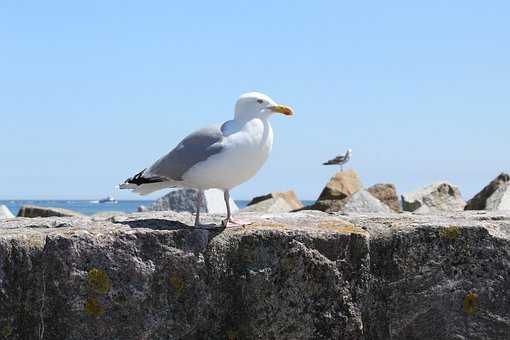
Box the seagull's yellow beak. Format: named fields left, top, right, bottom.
left=268, top=105, right=294, bottom=116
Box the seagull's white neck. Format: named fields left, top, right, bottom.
left=222, top=115, right=271, bottom=137
left=234, top=107, right=273, bottom=122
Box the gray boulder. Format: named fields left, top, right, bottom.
left=1, top=211, right=510, bottom=339
left=244, top=190, right=303, bottom=213
left=17, top=205, right=83, bottom=218
left=402, top=182, right=466, bottom=213
left=0, top=205, right=14, bottom=219
left=247, top=190, right=303, bottom=209
left=150, top=188, right=238, bottom=213
left=367, top=183, right=401, bottom=212
left=465, top=173, right=510, bottom=211
left=242, top=196, right=296, bottom=213
left=485, top=185, right=510, bottom=210
left=342, top=190, right=393, bottom=214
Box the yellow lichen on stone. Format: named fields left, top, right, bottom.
left=87, top=268, right=111, bottom=294
left=440, top=225, right=461, bottom=240
left=318, top=222, right=367, bottom=235
left=169, top=276, right=185, bottom=297
left=463, top=292, right=478, bottom=315
left=0, top=323, right=12, bottom=337
left=84, top=297, right=104, bottom=317
left=248, top=221, right=287, bottom=230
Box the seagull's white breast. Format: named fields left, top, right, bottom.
left=182, top=118, right=273, bottom=190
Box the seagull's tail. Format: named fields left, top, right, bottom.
left=132, top=182, right=171, bottom=195
left=118, top=182, right=137, bottom=190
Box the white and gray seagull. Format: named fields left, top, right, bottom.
left=119, top=92, right=293, bottom=227
left=323, top=149, right=352, bottom=171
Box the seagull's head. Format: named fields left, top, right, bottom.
left=234, top=92, right=293, bottom=121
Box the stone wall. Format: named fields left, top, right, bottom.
left=0, top=211, right=509, bottom=339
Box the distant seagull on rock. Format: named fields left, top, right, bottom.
left=120, top=92, right=294, bottom=227
left=323, top=149, right=352, bottom=171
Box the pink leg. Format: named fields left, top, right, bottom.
left=222, top=190, right=251, bottom=227
left=221, top=218, right=252, bottom=228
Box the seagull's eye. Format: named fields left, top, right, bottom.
left=257, top=99, right=264, bottom=104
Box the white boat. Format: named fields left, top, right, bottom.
left=98, top=196, right=118, bottom=204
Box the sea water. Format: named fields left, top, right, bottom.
left=0, top=200, right=252, bottom=216
left=0, top=199, right=315, bottom=216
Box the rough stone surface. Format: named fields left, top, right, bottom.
left=0, top=212, right=367, bottom=340
left=1, top=211, right=510, bottom=339
left=465, top=173, right=510, bottom=211
left=246, top=190, right=303, bottom=210
left=367, top=183, right=401, bottom=212
left=342, top=190, right=393, bottom=214
left=16, top=205, right=83, bottom=218
left=150, top=188, right=238, bottom=214
left=347, top=211, right=510, bottom=340
left=91, top=211, right=126, bottom=219
left=0, top=205, right=14, bottom=219
left=309, top=169, right=363, bottom=212
left=401, top=182, right=466, bottom=213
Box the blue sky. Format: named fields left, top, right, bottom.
left=1, top=1, right=508, bottom=200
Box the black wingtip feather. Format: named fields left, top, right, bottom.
left=125, top=169, right=165, bottom=186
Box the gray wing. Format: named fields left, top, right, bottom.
left=146, top=124, right=225, bottom=181
left=323, top=155, right=345, bottom=165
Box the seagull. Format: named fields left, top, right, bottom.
left=323, top=149, right=352, bottom=171
left=119, top=92, right=293, bottom=227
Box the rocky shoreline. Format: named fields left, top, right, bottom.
left=1, top=210, right=509, bottom=339
left=2, top=171, right=508, bottom=220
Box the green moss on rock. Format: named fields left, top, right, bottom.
left=463, top=292, right=477, bottom=315
left=169, top=275, right=185, bottom=297
left=84, top=297, right=104, bottom=317
left=87, top=268, right=111, bottom=294
left=0, top=322, right=12, bottom=338
left=440, top=225, right=461, bottom=240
